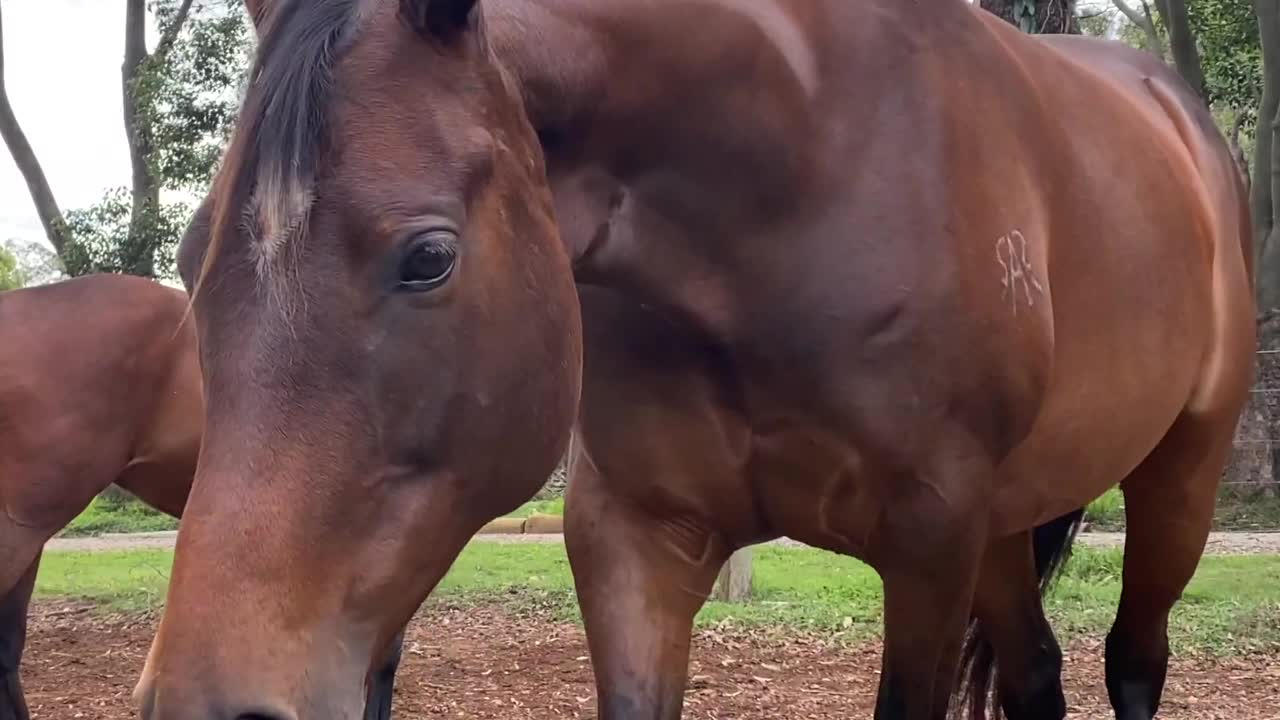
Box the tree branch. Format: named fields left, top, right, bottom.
left=1112, top=0, right=1146, bottom=25
left=153, top=0, right=197, bottom=63
left=1112, top=0, right=1165, bottom=57
left=0, top=2, right=70, bottom=253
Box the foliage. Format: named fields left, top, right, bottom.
left=59, top=0, right=251, bottom=279
left=2, top=237, right=65, bottom=286
left=1078, top=3, right=1160, bottom=50
left=0, top=245, right=22, bottom=290
left=1186, top=0, right=1262, bottom=121
left=62, top=188, right=190, bottom=280
left=136, top=0, right=252, bottom=192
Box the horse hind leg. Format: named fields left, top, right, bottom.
left=0, top=550, right=41, bottom=720
left=1105, top=412, right=1233, bottom=720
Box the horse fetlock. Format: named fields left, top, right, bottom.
left=598, top=680, right=686, bottom=720
left=0, top=672, right=29, bottom=720
left=1103, top=628, right=1167, bottom=720
left=1000, top=647, right=1066, bottom=720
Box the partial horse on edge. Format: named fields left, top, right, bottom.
left=139, top=1, right=1255, bottom=720
left=0, top=274, right=406, bottom=720
left=0, top=274, right=199, bottom=720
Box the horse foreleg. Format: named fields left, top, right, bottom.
left=964, top=530, right=1066, bottom=720
left=362, top=627, right=404, bottom=720
left=871, top=459, right=991, bottom=720
left=0, top=549, right=41, bottom=720
left=1106, top=413, right=1231, bottom=720
left=565, top=459, right=729, bottom=720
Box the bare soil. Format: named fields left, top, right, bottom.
left=21, top=601, right=1280, bottom=720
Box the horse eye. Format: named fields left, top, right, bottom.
left=399, top=233, right=457, bottom=291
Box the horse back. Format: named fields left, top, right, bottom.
left=0, top=275, right=199, bottom=526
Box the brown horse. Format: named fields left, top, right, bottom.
left=0, top=274, right=408, bottom=720
left=140, top=1, right=1255, bottom=719
left=133, top=0, right=581, bottom=717
left=0, top=274, right=199, bottom=720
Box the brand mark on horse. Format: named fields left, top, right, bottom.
left=996, top=229, right=1043, bottom=314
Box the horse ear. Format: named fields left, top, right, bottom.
left=399, top=0, right=480, bottom=40
left=243, top=0, right=269, bottom=28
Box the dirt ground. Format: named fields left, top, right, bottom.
left=20, top=600, right=1280, bottom=720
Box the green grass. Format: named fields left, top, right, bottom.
left=1213, top=493, right=1280, bottom=531
left=57, top=490, right=1280, bottom=537
left=503, top=497, right=565, bottom=518
left=36, top=550, right=174, bottom=610
left=1082, top=487, right=1280, bottom=532
left=1083, top=488, right=1126, bottom=530
left=37, top=543, right=1280, bottom=655
left=59, top=497, right=178, bottom=538
left=56, top=495, right=562, bottom=539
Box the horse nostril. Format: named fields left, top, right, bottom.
left=236, top=714, right=293, bottom=720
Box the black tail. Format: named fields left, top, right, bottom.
left=954, top=508, right=1084, bottom=720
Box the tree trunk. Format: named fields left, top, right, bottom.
left=0, top=3, right=70, bottom=254
left=1255, top=0, right=1280, bottom=310
left=980, top=0, right=1080, bottom=34
left=1230, top=111, right=1251, bottom=190
left=711, top=548, right=753, bottom=603
left=1157, top=0, right=1209, bottom=103
left=122, top=0, right=159, bottom=277
left=117, top=0, right=196, bottom=278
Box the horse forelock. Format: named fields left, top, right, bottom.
left=195, top=0, right=363, bottom=299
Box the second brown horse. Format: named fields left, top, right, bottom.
left=0, top=274, right=406, bottom=720
left=141, top=1, right=1255, bottom=719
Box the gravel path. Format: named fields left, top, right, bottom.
left=45, top=529, right=1280, bottom=554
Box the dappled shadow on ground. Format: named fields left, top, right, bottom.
left=20, top=600, right=1280, bottom=719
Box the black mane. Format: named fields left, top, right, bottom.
left=216, top=0, right=362, bottom=247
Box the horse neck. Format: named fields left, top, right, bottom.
left=490, top=0, right=825, bottom=202
left=489, top=0, right=961, bottom=233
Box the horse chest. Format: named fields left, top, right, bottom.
left=743, top=424, right=888, bottom=560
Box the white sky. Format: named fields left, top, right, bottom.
left=1, top=0, right=162, bottom=248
